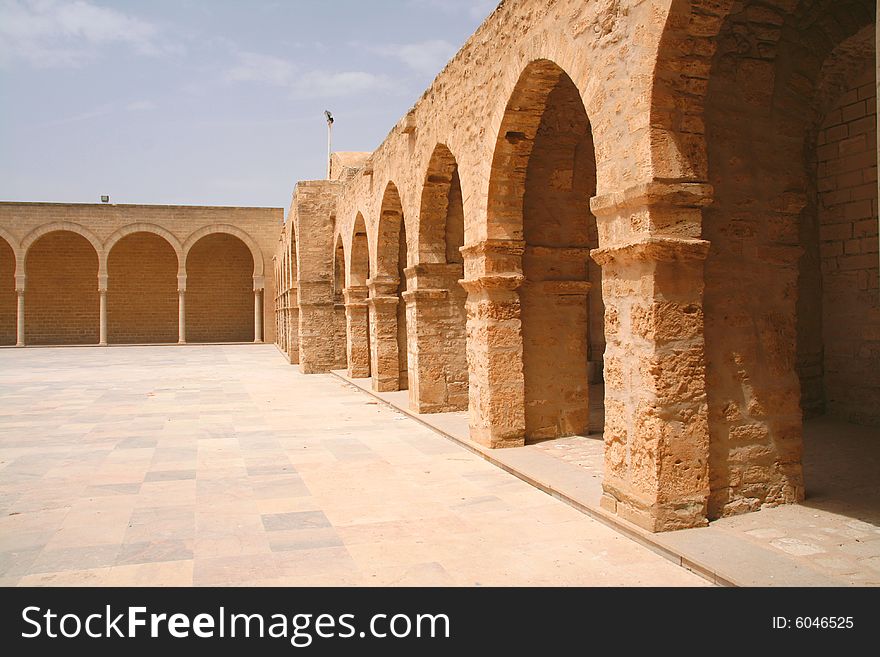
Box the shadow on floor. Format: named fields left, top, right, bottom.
left=801, top=416, right=880, bottom=527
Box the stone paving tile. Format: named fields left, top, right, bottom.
left=0, top=345, right=706, bottom=587
left=262, top=510, right=332, bottom=532
left=144, top=469, right=197, bottom=482
left=117, top=540, right=194, bottom=566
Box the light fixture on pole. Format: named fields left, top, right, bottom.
left=324, top=110, right=334, bottom=179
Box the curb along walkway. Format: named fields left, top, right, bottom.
left=331, top=371, right=844, bottom=587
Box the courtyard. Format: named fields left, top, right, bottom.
left=0, top=344, right=706, bottom=587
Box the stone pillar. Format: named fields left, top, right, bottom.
left=460, top=240, right=526, bottom=448
left=367, top=277, right=400, bottom=392
left=333, top=302, right=348, bottom=369
left=297, top=280, right=337, bottom=373
left=99, top=289, right=108, bottom=346
left=15, top=289, right=25, bottom=347
left=590, top=182, right=713, bottom=532
left=344, top=286, right=370, bottom=378
left=177, top=273, right=186, bottom=345
left=178, top=291, right=186, bottom=344
left=289, top=303, right=300, bottom=365
left=403, top=262, right=468, bottom=413
left=254, top=289, right=263, bottom=343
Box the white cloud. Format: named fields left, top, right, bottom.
left=370, top=39, right=457, bottom=76
left=225, top=50, right=394, bottom=99
left=0, top=0, right=174, bottom=68
left=126, top=99, right=156, bottom=112
left=290, top=70, right=394, bottom=99
left=226, top=51, right=296, bottom=86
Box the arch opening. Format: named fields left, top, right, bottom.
left=0, top=237, right=14, bottom=346
left=25, top=231, right=99, bottom=345
left=333, top=234, right=348, bottom=369
left=489, top=59, right=605, bottom=442
left=703, top=0, right=877, bottom=520
left=411, top=144, right=469, bottom=411
left=347, top=213, right=372, bottom=377
left=107, top=232, right=178, bottom=344
left=185, top=232, right=254, bottom=343
left=374, top=183, right=409, bottom=391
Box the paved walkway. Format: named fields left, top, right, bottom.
left=338, top=375, right=880, bottom=586
left=0, top=345, right=705, bottom=586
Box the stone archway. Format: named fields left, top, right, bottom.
left=371, top=182, right=409, bottom=392
left=333, top=234, right=348, bottom=369
left=346, top=213, right=371, bottom=378
left=185, top=233, right=255, bottom=343
left=703, top=0, right=880, bottom=518
left=0, top=235, right=15, bottom=346
left=407, top=144, right=469, bottom=413
left=24, top=231, right=100, bottom=345
left=469, top=59, right=604, bottom=446
left=107, top=232, right=179, bottom=344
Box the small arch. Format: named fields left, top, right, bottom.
left=22, top=222, right=104, bottom=272
left=486, top=58, right=603, bottom=442
left=349, top=213, right=370, bottom=287
left=346, top=212, right=372, bottom=378
left=25, top=230, right=101, bottom=345
left=375, top=182, right=409, bottom=391
left=375, top=182, right=406, bottom=280
left=107, top=231, right=179, bottom=344
left=183, top=224, right=263, bottom=280
left=0, top=234, right=16, bottom=345
left=0, top=226, right=22, bottom=277
left=104, top=223, right=183, bottom=272
left=334, top=233, right=345, bottom=302
left=410, top=142, right=469, bottom=412
left=333, top=233, right=348, bottom=369
left=417, top=144, right=464, bottom=264
left=185, top=232, right=256, bottom=343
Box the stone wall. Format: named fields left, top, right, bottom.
left=0, top=202, right=282, bottom=346
left=817, top=66, right=880, bottom=424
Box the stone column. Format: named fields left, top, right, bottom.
left=298, top=278, right=339, bottom=373
left=333, top=302, right=348, bottom=369
left=367, top=277, right=400, bottom=392
left=344, top=285, right=370, bottom=378
left=253, top=289, right=263, bottom=343
left=460, top=240, right=526, bottom=448
left=178, top=292, right=186, bottom=344
left=403, top=262, right=468, bottom=413
left=15, top=289, right=25, bottom=347
left=177, top=273, right=186, bottom=344
left=99, top=289, right=108, bottom=346
left=590, top=182, right=713, bottom=532
left=289, top=301, right=301, bottom=365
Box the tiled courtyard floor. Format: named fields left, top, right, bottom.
left=0, top=345, right=706, bottom=587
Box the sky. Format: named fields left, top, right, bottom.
left=0, top=0, right=496, bottom=211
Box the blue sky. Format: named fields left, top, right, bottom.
left=0, top=0, right=495, bottom=210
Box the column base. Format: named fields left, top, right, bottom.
left=600, top=484, right=710, bottom=533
